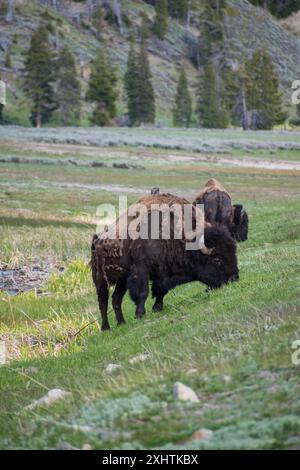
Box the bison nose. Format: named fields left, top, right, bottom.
left=229, top=273, right=239, bottom=282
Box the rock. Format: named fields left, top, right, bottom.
left=191, top=428, right=214, bottom=440
left=186, top=368, right=197, bottom=375
left=82, top=443, right=92, bottom=450
left=24, top=366, right=39, bottom=375
left=113, top=162, right=129, bottom=169
left=129, top=353, right=150, bottom=365
left=173, top=382, right=199, bottom=403
left=56, top=441, right=79, bottom=450
left=25, top=389, right=72, bottom=410
left=98, top=430, right=132, bottom=441
left=177, top=428, right=213, bottom=445
left=222, top=375, right=232, bottom=384
left=91, top=161, right=105, bottom=168
left=104, top=363, right=122, bottom=373
left=70, top=424, right=94, bottom=433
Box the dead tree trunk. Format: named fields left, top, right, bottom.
left=186, top=1, right=192, bottom=30
left=5, top=0, right=15, bottom=23
left=242, top=85, right=249, bottom=131
left=112, top=0, right=123, bottom=33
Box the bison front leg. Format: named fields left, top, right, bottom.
left=151, top=281, right=166, bottom=312
left=112, top=278, right=127, bottom=326
left=97, top=281, right=110, bottom=331
left=128, top=264, right=149, bottom=319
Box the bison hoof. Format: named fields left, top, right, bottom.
left=136, top=310, right=146, bottom=319
left=117, top=318, right=126, bottom=326
left=152, top=302, right=163, bottom=312
left=101, top=323, right=110, bottom=331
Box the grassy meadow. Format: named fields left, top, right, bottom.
left=0, top=127, right=300, bottom=450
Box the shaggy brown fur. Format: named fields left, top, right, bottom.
left=193, top=179, right=232, bottom=225
left=91, top=194, right=239, bottom=331
left=194, top=178, right=230, bottom=202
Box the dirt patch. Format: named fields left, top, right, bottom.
left=1, top=139, right=299, bottom=171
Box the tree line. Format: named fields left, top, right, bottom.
left=248, top=0, right=300, bottom=18
left=0, top=0, right=290, bottom=129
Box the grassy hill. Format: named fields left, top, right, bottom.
left=0, top=0, right=300, bottom=125
left=0, top=128, right=300, bottom=449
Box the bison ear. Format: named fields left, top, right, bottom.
left=233, top=204, right=244, bottom=224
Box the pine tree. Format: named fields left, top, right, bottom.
left=140, top=12, right=150, bottom=42
left=173, top=68, right=192, bottom=127
left=295, top=103, right=300, bottom=126
left=24, top=24, right=56, bottom=127
left=198, top=1, right=226, bottom=67
left=135, top=36, right=155, bottom=124
left=56, top=46, right=81, bottom=126
left=153, top=0, right=169, bottom=40
left=223, top=65, right=248, bottom=128
left=92, top=5, right=104, bottom=39
left=86, top=48, right=118, bottom=126
left=124, top=39, right=139, bottom=125
left=244, top=49, right=285, bottom=129
left=167, top=0, right=188, bottom=21
left=249, top=0, right=300, bottom=18
left=198, top=18, right=213, bottom=67
left=197, top=62, right=228, bottom=129
left=124, top=32, right=155, bottom=126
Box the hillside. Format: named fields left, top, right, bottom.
left=0, top=0, right=300, bottom=125
left=0, top=128, right=300, bottom=449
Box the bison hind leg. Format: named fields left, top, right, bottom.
left=96, top=281, right=110, bottom=331
left=152, top=299, right=164, bottom=312
left=112, top=278, right=127, bottom=326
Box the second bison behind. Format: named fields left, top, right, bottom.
left=92, top=193, right=239, bottom=331
left=193, top=179, right=249, bottom=242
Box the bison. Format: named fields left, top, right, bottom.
left=91, top=193, right=239, bottom=331
left=193, top=179, right=249, bottom=242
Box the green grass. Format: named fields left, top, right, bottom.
left=0, top=131, right=300, bottom=450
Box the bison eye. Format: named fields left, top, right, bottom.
left=213, top=258, right=223, bottom=266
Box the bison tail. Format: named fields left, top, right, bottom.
left=91, top=235, right=110, bottom=286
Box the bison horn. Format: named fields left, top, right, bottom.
left=200, top=245, right=215, bottom=255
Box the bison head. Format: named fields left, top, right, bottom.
left=231, top=204, right=249, bottom=242
left=192, top=225, right=239, bottom=289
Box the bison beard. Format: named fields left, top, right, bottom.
left=91, top=195, right=239, bottom=331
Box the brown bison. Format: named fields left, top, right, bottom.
left=193, top=179, right=249, bottom=242
left=91, top=193, right=239, bottom=331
